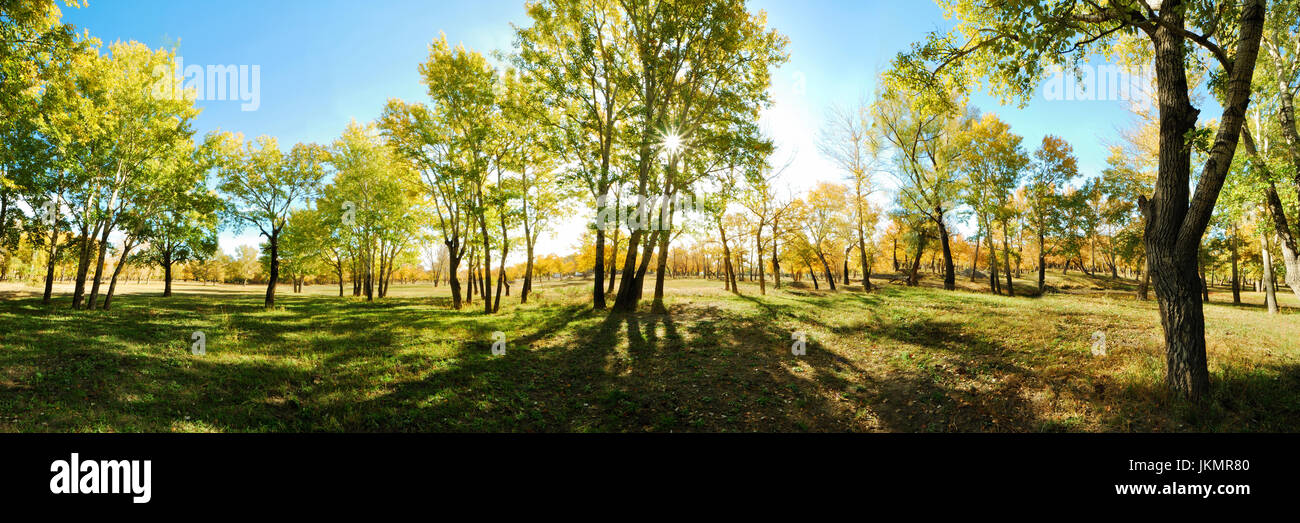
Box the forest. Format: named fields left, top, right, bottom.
left=1, top=0, right=1298, bottom=432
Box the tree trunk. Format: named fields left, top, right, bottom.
left=771, top=220, right=782, bottom=289
left=43, top=223, right=59, bottom=304
left=1262, top=234, right=1279, bottom=314
left=1138, top=257, right=1150, bottom=301
left=1037, top=231, right=1047, bottom=293
left=101, top=241, right=134, bottom=310
left=906, top=235, right=925, bottom=286
left=86, top=222, right=113, bottom=309
left=71, top=223, right=97, bottom=308
left=593, top=227, right=607, bottom=310
left=265, top=231, right=279, bottom=308
left=162, top=251, right=173, bottom=297
left=651, top=228, right=671, bottom=313
left=522, top=242, right=535, bottom=304
left=818, top=252, right=836, bottom=291
left=1141, top=0, right=1264, bottom=400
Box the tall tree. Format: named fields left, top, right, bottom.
left=894, top=0, right=1269, bottom=399
left=515, top=0, right=633, bottom=310
left=208, top=132, right=327, bottom=308
left=820, top=99, right=880, bottom=289
left=960, top=112, right=1028, bottom=295
left=873, top=87, right=968, bottom=290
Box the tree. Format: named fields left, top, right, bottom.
left=608, top=0, right=787, bottom=313
left=515, top=0, right=634, bottom=310
left=1025, top=136, right=1080, bottom=293
left=873, top=86, right=968, bottom=289
left=327, top=121, right=422, bottom=301
left=793, top=182, right=850, bottom=290
left=140, top=145, right=220, bottom=297
left=497, top=69, right=574, bottom=304
left=380, top=35, right=495, bottom=311
left=208, top=132, right=327, bottom=308
left=895, top=0, right=1269, bottom=399
left=959, top=112, right=1027, bottom=295
left=820, top=99, right=880, bottom=289
left=1, top=0, right=81, bottom=298
left=276, top=208, right=324, bottom=293
left=37, top=41, right=200, bottom=310
left=1236, top=0, right=1300, bottom=301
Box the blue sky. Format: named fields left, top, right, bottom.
left=64, top=0, right=1163, bottom=258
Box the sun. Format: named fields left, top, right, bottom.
left=661, top=131, right=684, bottom=156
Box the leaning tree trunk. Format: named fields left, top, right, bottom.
left=86, top=222, right=113, bottom=309
left=818, top=252, right=836, bottom=291
left=101, top=240, right=135, bottom=310
left=906, top=235, right=926, bottom=286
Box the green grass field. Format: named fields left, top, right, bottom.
left=1, top=273, right=1297, bottom=432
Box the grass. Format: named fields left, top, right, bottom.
left=0, top=273, right=1297, bottom=432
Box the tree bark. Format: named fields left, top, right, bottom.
left=265, top=230, right=279, bottom=308
left=1262, top=234, right=1279, bottom=314
left=1001, top=220, right=1014, bottom=296
left=1141, top=0, right=1264, bottom=399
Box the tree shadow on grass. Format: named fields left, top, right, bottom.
left=336, top=300, right=872, bottom=432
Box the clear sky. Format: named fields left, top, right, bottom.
left=63, top=0, right=1169, bottom=260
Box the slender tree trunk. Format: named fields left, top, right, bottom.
left=593, top=227, right=607, bottom=309
left=86, top=222, right=113, bottom=309
left=71, top=225, right=96, bottom=308
left=494, top=214, right=508, bottom=313
left=818, top=252, right=836, bottom=291
left=1262, top=234, right=1279, bottom=314
left=755, top=228, right=766, bottom=296
left=522, top=242, right=535, bottom=304
left=651, top=229, right=672, bottom=313
left=43, top=224, right=59, bottom=304
left=857, top=226, right=870, bottom=290
left=1001, top=219, right=1014, bottom=296
left=841, top=245, right=851, bottom=287
left=101, top=241, right=134, bottom=310
left=265, top=231, right=279, bottom=308
left=1200, top=258, right=1210, bottom=302
left=1229, top=232, right=1242, bottom=303
left=1138, top=257, right=1151, bottom=301
left=771, top=220, right=782, bottom=289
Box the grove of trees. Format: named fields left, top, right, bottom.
left=3, top=0, right=1299, bottom=404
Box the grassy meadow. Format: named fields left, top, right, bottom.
left=1, top=272, right=1297, bottom=432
